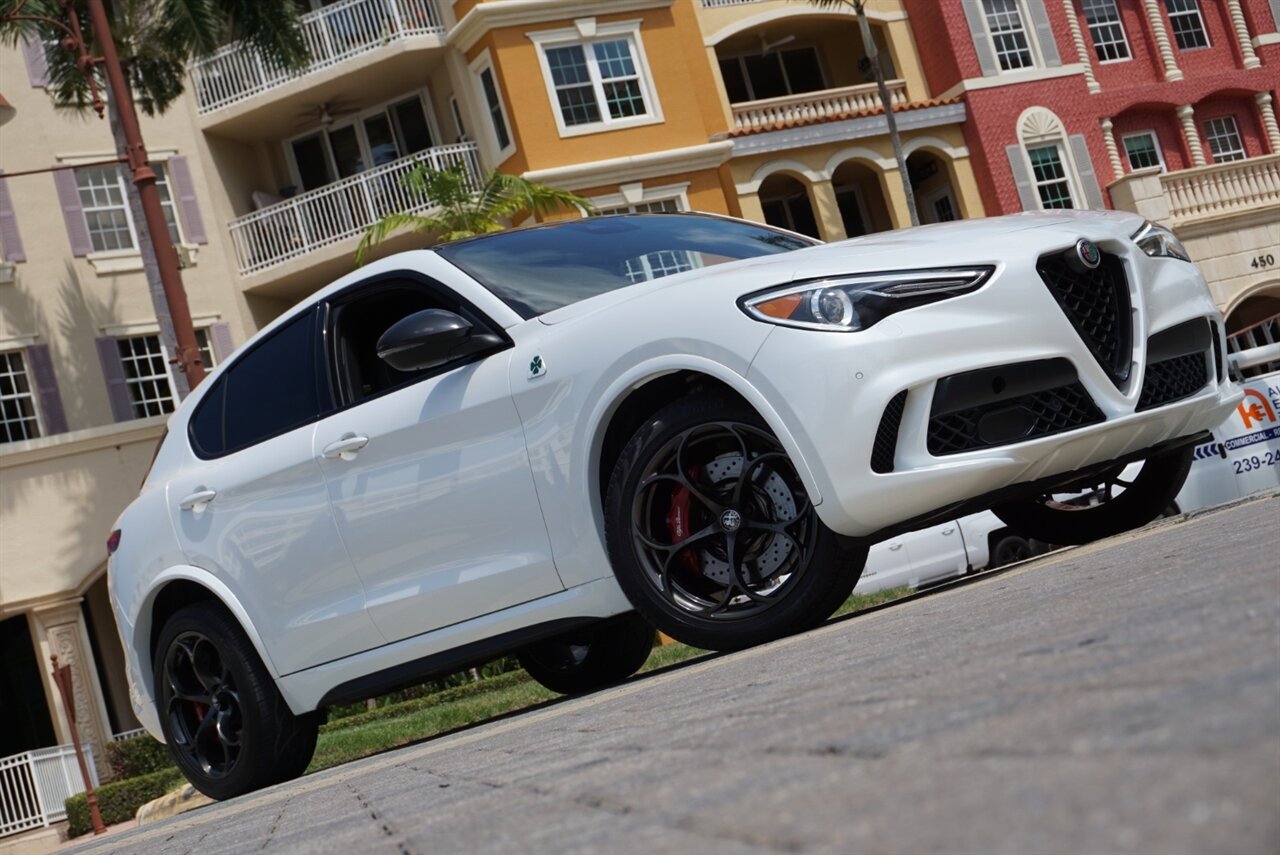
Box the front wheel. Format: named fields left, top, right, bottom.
left=517, top=613, right=655, bottom=695
left=604, top=395, right=867, bottom=651
left=154, top=603, right=319, bottom=800
left=991, top=445, right=1193, bottom=546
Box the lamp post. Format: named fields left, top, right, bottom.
left=2, top=0, right=205, bottom=386
left=51, top=654, right=107, bottom=836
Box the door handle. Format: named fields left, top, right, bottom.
left=888, top=542, right=903, bottom=551
left=322, top=433, right=370, bottom=461
left=178, top=488, right=217, bottom=512
left=941, top=527, right=956, bottom=535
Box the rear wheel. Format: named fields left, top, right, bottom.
left=991, top=445, right=1193, bottom=546
left=604, top=395, right=866, bottom=651
left=517, top=613, right=655, bottom=695
left=154, top=603, right=319, bottom=800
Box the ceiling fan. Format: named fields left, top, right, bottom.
left=291, top=99, right=361, bottom=131
left=760, top=33, right=797, bottom=55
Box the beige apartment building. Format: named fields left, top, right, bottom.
left=0, top=0, right=1274, bottom=816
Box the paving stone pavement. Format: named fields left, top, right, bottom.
left=69, top=496, right=1280, bottom=855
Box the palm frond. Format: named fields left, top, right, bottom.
left=356, top=212, right=449, bottom=264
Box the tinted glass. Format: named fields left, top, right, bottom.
left=189, top=374, right=227, bottom=456
left=221, top=312, right=320, bottom=453
left=436, top=214, right=815, bottom=319
left=781, top=49, right=824, bottom=94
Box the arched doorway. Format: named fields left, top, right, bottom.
left=759, top=173, right=819, bottom=238
left=907, top=150, right=960, bottom=224
left=1224, top=284, right=1279, bottom=378
left=830, top=160, right=892, bottom=237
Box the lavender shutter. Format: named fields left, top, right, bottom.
left=24, top=344, right=68, bottom=435
left=167, top=156, right=207, bottom=245
left=53, top=170, right=94, bottom=257
left=209, top=322, right=235, bottom=362
left=21, top=35, right=49, bottom=87
left=0, top=172, right=25, bottom=263
left=95, top=336, right=135, bottom=422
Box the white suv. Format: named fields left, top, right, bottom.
left=107, top=212, right=1239, bottom=798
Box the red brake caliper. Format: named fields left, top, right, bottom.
left=666, top=468, right=702, bottom=573
left=193, top=702, right=207, bottom=722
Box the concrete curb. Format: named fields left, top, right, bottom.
left=134, top=785, right=213, bottom=826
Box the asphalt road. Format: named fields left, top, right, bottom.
left=71, top=496, right=1280, bottom=855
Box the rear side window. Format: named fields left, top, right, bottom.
left=189, top=311, right=322, bottom=456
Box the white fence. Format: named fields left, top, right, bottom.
left=191, top=0, right=445, bottom=114
left=228, top=142, right=481, bottom=276
left=0, top=744, right=98, bottom=837
left=731, top=80, right=908, bottom=133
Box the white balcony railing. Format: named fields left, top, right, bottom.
left=1161, top=154, right=1280, bottom=223
left=229, top=142, right=481, bottom=277
left=1, top=744, right=98, bottom=837
left=731, top=80, right=908, bottom=133
left=191, top=0, right=445, bottom=115
left=701, top=0, right=764, bottom=6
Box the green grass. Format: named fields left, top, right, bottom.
left=305, top=585, right=913, bottom=773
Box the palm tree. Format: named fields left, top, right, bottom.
left=800, top=0, right=918, bottom=226
left=1, top=0, right=307, bottom=395
left=356, top=163, right=594, bottom=263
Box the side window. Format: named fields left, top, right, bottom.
left=329, top=279, right=500, bottom=407
left=190, top=311, right=321, bottom=456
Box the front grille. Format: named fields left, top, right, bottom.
left=1137, top=352, right=1209, bottom=411
left=871, top=390, right=907, bottom=474
left=927, top=383, right=1104, bottom=456
left=1037, top=251, right=1133, bottom=388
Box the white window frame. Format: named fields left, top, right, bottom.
left=923, top=185, right=959, bottom=224
left=116, top=333, right=179, bottom=419
left=283, top=90, right=440, bottom=191
left=1121, top=130, right=1166, bottom=172
left=73, top=159, right=185, bottom=257
left=833, top=182, right=874, bottom=236
left=982, top=0, right=1040, bottom=72
left=1203, top=116, right=1246, bottom=163
left=1080, top=0, right=1132, bottom=63
left=449, top=95, right=467, bottom=142
left=0, top=348, right=43, bottom=444
left=1165, top=0, right=1210, bottom=51
left=529, top=20, right=664, bottom=139
left=1025, top=142, right=1079, bottom=210
left=469, top=49, right=516, bottom=164
left=589, top=182, right=690, bottom=216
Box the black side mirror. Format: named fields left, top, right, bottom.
left=376, top=309, right=502, bottom=372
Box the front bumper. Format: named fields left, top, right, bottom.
left=746, top=231, right=1243, bottom=539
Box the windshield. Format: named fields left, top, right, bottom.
left=436, top=214, right=816, bottom=319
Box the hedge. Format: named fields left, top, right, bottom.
left=106, top=735, right=176, bottom=779
left=65, top=768, right=185, bottom=838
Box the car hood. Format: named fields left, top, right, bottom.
left=537, top=210, right=1148, bottom=326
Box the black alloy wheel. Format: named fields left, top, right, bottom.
left=605, top=395, right=866, bottom=651
left=992, top=445, right=1194, bottom=545
left=518, top=612, right=656, bottom=695
left=163, top=631, right=243, bottom=779
left=155, top=603, right=319, bottom=800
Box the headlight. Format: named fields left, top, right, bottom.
left=740, top=267, right=994, bottom=332
left=1131, top=221, right=1190, bottom=262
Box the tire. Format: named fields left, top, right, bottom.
left=517, top=613, right=655, bottom=695
left=989, top=534, right=1033, bottom=568
left=604, top=394, right=867, bottom=651
left=153, top=603, right=320, bottom=800
left=991, top=445, right=1194, bottom=546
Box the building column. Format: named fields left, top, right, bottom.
left=1226, top=0, right=1262, bottom=69
left=809, top=179, right=847, bottom=242
left=1177, top=104, right=1207, bottom=167
left=30, top=599, right=114, bottom=780
left=1256, top=92, right=1280, bottom=152
left=1100, top=118, right=1125, bottom=181
left=1141, top=0, right=1184, bottom=81
left=881, top=168, right=913, bottom=229
left=737, top=191, right=767, bottom=226
left=1062, top=0, right=1101, bottom=93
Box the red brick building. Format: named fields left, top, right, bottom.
left=902, top=0, right=1279, bottom=332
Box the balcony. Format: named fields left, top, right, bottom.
left=191, top=0, right=445, bottom=134
left=1110, top=154, right=1280, bottom=227
left=1160, top=155, right=1280, bottom=224
left=730, top=80, right=908, bottom=134
left=228, top=142, right=480, bottom=278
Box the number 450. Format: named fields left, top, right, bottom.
left=1252, top=254, right=1276, bottom=269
